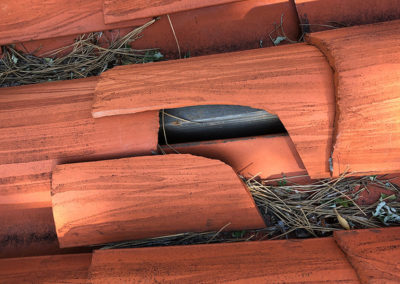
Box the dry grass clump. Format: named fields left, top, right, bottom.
left=0, top=19, right=161, bottom=87
left=246, top=174, right=400, bottom=239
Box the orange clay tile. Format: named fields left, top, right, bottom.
left=51, top=154, right=265, bottom=248
left=307, top=20, right=400, bottom=177
left=354, top=183, right=399, bottom=206
left=92, top=43, right=335, bottom=179
left=162, top=135, right=308, bottom=180
left=0, top=206, right=88, bottom=258
left=334, top=227, right=400, bottom=283
left=0, top=160, right=55, bottom=209
left=0, top=0, right=150, bottom=45
left=3, top=1, right=299, bottom=60
left=89, top=238, right=359, bottom=283
left=0, top=253, right=92, bottom=283
left=131, top=0, right=300, bottom=58
left=104, top=0, right=241, bottom=24
left=386, top=174, right=400, bottom=188
left=295, top=0, right=400, bottom=33
left=0, top=78, right=159, bottom=208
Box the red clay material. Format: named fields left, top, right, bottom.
left=0, top=78, right=159, bottom=208
left=0, top=206, right=58, bottom=258
left=354, top=183, right=399, bottom=206
left=162, top=135, right=308, bottom=180
left=0, top=0, right=149, bottom=45
left=104, top=0, right=241, bottom=24
left=307, top=20, right=400, bottom=177
left=387, top=174, right=400, bottom=188
left=295, top=0, right=400, bottom=33
left=51, top=154, right=265, bottom=248
left=93, top=43, right=335, bottom=179
left=0, top=253, right=92, bottom=283
left=11, top=27, right=133, bottom=58
left=2, top=1, right=299, bottom=60
left=0, top=160, right=55, bottom=209
left=89, top=238, right=359, bottom=283
left=0, top=206, right=88, bottom=258
left=334, top=227, right=400, bottom=283
left=131, top=0, right=300, bottom=58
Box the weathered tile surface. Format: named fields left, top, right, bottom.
left=90, top=238, right=359, bottom=283
left=51, top=154, right=265, bottom=247
left=335, top=227, right=400, bottom=283
left=307, top=20, right=400, bottom=176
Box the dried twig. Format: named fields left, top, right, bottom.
left=167, top=14, right=181, bottom=59
left=161, top=109, right=180, bottom=154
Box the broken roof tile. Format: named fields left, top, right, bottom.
left=334, top=227, right=400, bottom=283
left=51, top=154, right=265, bottom=248
left=162, top=135, right=308, bottom=180
left=307, top=20, right=400, bottom=177
left=93, top=43, right=335, bottom=179
left=89, top=238, right=359, bottom=283
left=354, top=183, right=399, bottom=206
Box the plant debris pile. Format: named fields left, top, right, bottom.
left=0, top=19, right=162, bottom=88
left=247, top=174, right=400, bottom=238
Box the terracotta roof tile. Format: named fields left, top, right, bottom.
left=0, top=78, right=158, bottom=164
left=103, top=0, right=242, bottom=24
left=307, top=20, right=400, bottom=177
left=92, top=43, right=335, bottom=179
left=0, top=253, right=92, bottom=283
left=51, top=154, right=265, bottom=248
left=355, top=183, right=399, bottom=206
left=0, top=0, right=149, bottom=45
left=0, top=78, right=159, bottom=208
left=130, top=0, right=300, bottom=58
left=0, top=160, right=55, bottom=208
left=89, top=238, right=359, bottom=283
left=295, top=0, right=400, bottom=33
left=0, top=206, right=88, bottom=258
left=0, top=1, right=300, bottom=58
left=334, top=228, right=400, bottom=283
left=162, top=135, right=308, bottom=180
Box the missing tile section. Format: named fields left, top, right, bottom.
left=92, top=44, right=335, bottom=179
left=158, top=105, right=287, bottom=144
